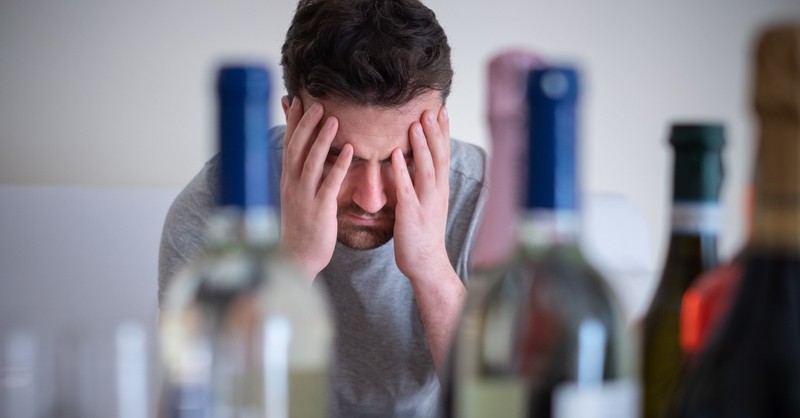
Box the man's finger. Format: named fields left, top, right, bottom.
left=318, top=143, right=353, bottom=202
left=302, top=116, right=339, bottom=191
left=283, top=96, right=302, bottom=143
left=439, top=106, right=451, bottom=157
left=421, top=109, right=450, bottom=187
left=409, top=122, right=435, bottom=198
left=285, top=101, right=324, bottom=178
left=391, top=147, right=417, bottom=203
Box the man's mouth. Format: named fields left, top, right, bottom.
left=340, top=205, right=395, bottom=226
left=346, top=212, right=384, bottom=225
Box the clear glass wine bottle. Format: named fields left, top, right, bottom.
left=448, top=65, right=638, bottom=418
left=158, top=65, right=332, bottom=418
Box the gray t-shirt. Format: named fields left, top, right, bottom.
left=158, top=126, right=488, bottom=417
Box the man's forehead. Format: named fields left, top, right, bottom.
left=299, top=90, right=443, bottom=110
left=304, top=91, right=442, bottom=156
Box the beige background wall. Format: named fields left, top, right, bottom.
left=2, top=0, right=799, bottom=265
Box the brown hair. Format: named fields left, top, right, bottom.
left=281, top=0, right=453, bottom=107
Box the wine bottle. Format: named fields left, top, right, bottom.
left=671, top=23, right=800, bottom=418
left=641, top=123, right=724, bottom=418
left=448, top=65, right=638, bottom=418
left=441, top=49, right=541, bottom=418
left=158, top=64, right=332, bottom=418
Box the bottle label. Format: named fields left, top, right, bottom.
left=671, top=203, right=721, bottom=234
left=459, top=377, right=528, bottom=418
left=553, top=379, right=640, bottom=418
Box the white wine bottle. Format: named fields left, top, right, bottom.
left=158, top=64, right=332, bottom=418
left=671, top=23, right=800, bottom=418
left=447, top=65, right=638, bottom=418
left=441, top=49, right=541, bottom=418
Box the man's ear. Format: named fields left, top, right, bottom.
left=281, top=95, right=291, bottom=121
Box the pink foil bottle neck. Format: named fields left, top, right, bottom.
left=472, top=50, right=542, bottom=269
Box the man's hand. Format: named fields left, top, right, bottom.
left=280, top=97, right=353, bottom=281
left=391, top=107, right=452, bottom=280
left=391, top=107, right=466, bottom=376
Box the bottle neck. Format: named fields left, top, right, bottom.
left=750, top=116, right=800, bottom=251
left=518, top=208, right=580, bottom=249
left=663, top=233, right=719, bottom=267
left=206, top=206, right=280, bottom=248
left=669, top=201, right=722, bottom=236
left=665, top=201, right=720, bottom=271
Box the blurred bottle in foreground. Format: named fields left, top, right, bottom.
left=158, top=64, right=332, bottom=418
left=447, top=64, right=638, bottom=418
left=641, top=123, right=724, bottom=418
left=672, top=23, right=800, bottom=418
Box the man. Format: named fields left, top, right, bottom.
left=158, top=0, right=488, bottom=416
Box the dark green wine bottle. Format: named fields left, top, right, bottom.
left=642, top=123, right=725, bottom=418
left=671, top=23, right=800, bottom=418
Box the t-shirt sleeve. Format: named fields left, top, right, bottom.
left=157, top=156, right=219, bottom=306
left=446, top=140, right=490, bottom=283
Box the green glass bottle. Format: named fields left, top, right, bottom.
left=641, top=123, right=725, bottom=418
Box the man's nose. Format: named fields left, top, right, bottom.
left=352, top=164, right=388, bottom=214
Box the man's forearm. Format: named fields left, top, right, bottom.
left=409, top=264, right=467, bottom=378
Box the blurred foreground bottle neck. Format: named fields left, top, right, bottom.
left=519, top=66, right=581, bottom=249
left=213, top=65, right=277, bottom=247
left=471, top=51, right=542, bottom=269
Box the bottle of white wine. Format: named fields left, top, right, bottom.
left=671, top=23, right=800, bottom=418
left=641, top=123, right=725, bottom=418
left=447, top=65, right=638, bottom=418
left=158, top=64, right=332, bottom=418
left=441, top=49, right=540, bottom=418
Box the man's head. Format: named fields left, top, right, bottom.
left=281, top=0, right=453, bottom=106
left=280, top=0, right=453, bottom=250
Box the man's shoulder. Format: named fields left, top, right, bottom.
left=269, top=125, right=286, bottom=147
left=449, top=138, right=487, bottom=186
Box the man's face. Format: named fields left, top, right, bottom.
left=302, top=91, right=443, bottom=250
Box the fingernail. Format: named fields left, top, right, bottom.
left=291, top=96, right=297, bottom=107
left=415, top=124, right=424, bottom=136
left=426, top=111, right=435, bottom=123
left=441, top=107, right=448, bottom=120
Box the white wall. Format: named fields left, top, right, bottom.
left=1, top=0, right=798, bottom=265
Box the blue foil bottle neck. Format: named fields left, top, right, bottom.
left=216, top=65, right=273, bottom=209
left=525, top=66, right=580, bottom=212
